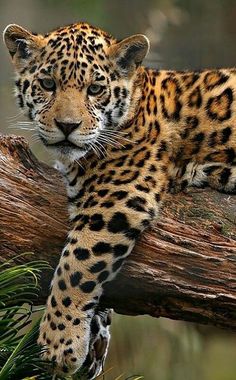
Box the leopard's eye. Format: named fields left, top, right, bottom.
left=87, top=84, right=104, bottom=96
left=39, top=78, right=56, bottom=92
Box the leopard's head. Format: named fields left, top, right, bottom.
left=3, top=23, right=149, bottom=162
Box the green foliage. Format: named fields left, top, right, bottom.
left=0, top=255, right=52, bottom=380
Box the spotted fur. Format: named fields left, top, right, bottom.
left=3, top=22, right=236, bottom=378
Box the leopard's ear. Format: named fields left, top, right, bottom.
left=3, top=24, right=43, bottom=67
left=109, top=34, right=150, bottom=75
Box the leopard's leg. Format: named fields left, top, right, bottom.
left=171, top=161, right=236, bottom=194
left=38, top=223, right=141, bottom=375
left=37, top=183, right=165, bottom=376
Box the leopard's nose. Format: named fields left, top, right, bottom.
left=55, top=119, right=82, bottom=138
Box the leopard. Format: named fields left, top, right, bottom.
left=3, top=22, right=236, bottom=378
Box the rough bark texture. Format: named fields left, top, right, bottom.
left=0, top=135, right=236, bottom=330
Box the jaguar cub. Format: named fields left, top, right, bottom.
left=3, top=22, right=236, bottom=378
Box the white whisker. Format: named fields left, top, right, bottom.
left=75, top=159, right=85, bottom=171
left=31, top=135, right=40, bottom=142
left=98, top=135, right=117, bottom=144
left=89, top=142, right=101, bottom=158
left=101, top=130, right=135, bottom=144
left=99, top=134, right=124, bottom=144
left=98, top=140, right=118, bottom=150
left=9, top=125, right=35, bottom=131
left=81, top=155, right=89, bottom=164
left=99, top=132, right=131, bottom=147
left=6, top=111, right=25, bottom=122
left=31, top=140, right=41, bottom=145
left=16, top=120, right=34, bottom=124
left=98, top=136, right=123, bottom=149
left=9, top=120, right=36, bottom=132
left=93, top=140, right=107, bottom=158
left=105, top=128, right=129, bottom=135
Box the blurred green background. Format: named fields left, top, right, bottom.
left=0, top=0, right=236, bottom=379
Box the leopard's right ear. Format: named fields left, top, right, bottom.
left=3, top=24, right=44, bottom=67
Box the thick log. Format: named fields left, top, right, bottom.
left=0, top=135, right=236, bottom=330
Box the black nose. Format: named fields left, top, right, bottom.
left=55, top=119, right=82, bottom=137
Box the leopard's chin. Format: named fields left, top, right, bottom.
left=40, top=137, right=89, bottom=162
left=54, top=146, right=89, bottom=163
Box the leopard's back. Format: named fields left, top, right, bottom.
left=144, top=68, right=236, bottom=193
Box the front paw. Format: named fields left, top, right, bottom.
left=38, top=312, right=91, bottom=376
left=81, top=309, right=112, bottom=379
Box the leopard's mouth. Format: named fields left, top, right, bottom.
left=51, top=140, right=80, bottom=149
left=40, top=137, right=88, bottom=151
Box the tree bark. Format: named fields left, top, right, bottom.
left=0, top=135, right=236, bottom=330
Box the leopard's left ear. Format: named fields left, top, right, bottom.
left=109, top=34, right=150, bottom=75
left=3, top=24, right=43, bottom=67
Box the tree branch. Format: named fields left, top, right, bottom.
left=0, top=135, right=236, bottom=330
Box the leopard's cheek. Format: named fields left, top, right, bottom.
left=14, top=77, right=49, bottom=121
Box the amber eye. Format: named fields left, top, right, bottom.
left=39, top=78, right=56, bottom=92
left=87, top=84, right=104, bottom=96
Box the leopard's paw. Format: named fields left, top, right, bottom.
left=81, top=308, right=112, bottom=379
left=38, top=313, right=91, bottom=376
